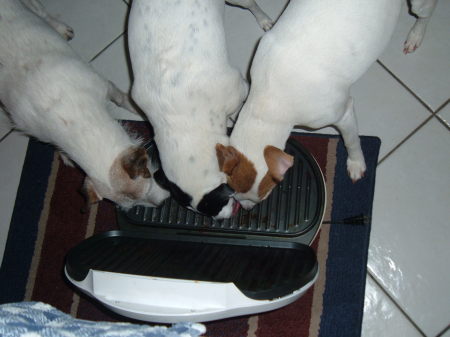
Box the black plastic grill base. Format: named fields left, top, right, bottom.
left=118, top=138, right=326, bottom=245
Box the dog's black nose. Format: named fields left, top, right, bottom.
left=197, top=183, right=235, bottom=217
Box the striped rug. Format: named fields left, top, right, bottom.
left=0, top=122, right=380, bottom=337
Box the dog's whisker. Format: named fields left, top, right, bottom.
left=143, top=141, right=154, bottom=150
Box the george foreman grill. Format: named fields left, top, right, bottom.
left=65, top=135, right=326, bottom=323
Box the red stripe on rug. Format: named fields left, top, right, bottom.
left=291, top=134, right=329, bottom=176
left=30, top=158, right=90, bottom=313
left=255, top=287, right=316, bottom=337
left=76, top=293, right=126, bottom=322
left=93, top=200, right=118, bottom=234
left=205, top=316, right=250, bottom=337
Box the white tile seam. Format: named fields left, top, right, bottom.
left=377, top=114, right=434, bottom=165
left=366, top=271, right=428, bottom=337
left=89, top=33, right=125, bottom=64
left=435, top=114, right=450, bottom=131
left=436, top=325, right=450, bottom=337
left=434, top=100, right=450, bottom=131
left=434, top=99, right=450, bottom=114
left=0, top=129, right=13, bottom=144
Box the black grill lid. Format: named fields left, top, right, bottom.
left=65, top=231, right=318, bottom=301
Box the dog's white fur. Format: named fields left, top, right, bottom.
left=222, top=0, right=437, bottom=209
left=0, top=0, right=169, bottom=209
left=128, top=0, right=271, bottom=218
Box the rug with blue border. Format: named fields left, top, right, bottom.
left=0, top=121, right=380, bottom=337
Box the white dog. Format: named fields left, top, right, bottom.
left=0, top=0, right=169, bottom=210
left=128, top=0, right=272, bottom=218
left=216, top=0, right=437, bottom=209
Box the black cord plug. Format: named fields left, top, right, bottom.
left=322, top=214, right=370, bottom=225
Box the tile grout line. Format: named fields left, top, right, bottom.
left=88, top=33, right=124, bottom=63
left=376, top=60, right=435, bottom=115
left=435, top=114, right=450, bottom=131
left=366, top=271, right=428, bottom=337
left=435, top=325, right=450, bottom=337
left=378, top=114, right=434, bottom=164
left=0, top=129, right=13, bottom=143
left=434, top=99, right=450, bottom=131
left=434, top=99, right=450, bottom=114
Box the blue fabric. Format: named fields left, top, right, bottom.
left=0, top=302, right=206, bottom=337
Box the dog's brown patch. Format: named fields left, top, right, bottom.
left=258, top=146, right=294, bottom=199
left=216, top=144, right=257, bottom=193
left=121, top=147, right=151, bottom=180
left=258, top=172, right=280, bottom=199
left=264, top=146, right=294, bottom=180
left=108, top=146, right=152, bottom=201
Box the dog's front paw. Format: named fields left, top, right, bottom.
left=259, top=18, right=273, bottom=32
left=347, top=158, right=366, bottom=183
left=403, top=21, right=427, bottom=54
left=404, top=34, right=423, bottom=54
left=53, top=21, right=74, bottom=41
left=63, top=26, right=75, bottom=41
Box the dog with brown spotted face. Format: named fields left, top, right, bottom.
left=0, top=0, right=169, bottom=211
left=128, top=0, right=272, bottom=219
left=217, top=0, right=436, bottom=209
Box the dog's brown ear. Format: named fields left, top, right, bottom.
left=81, top=177, right=103, bottom=213
left=121, top=147, right=151, bottom=180
left=216, top=144, right=257, bottom=193
left=216, top=143, right=240, bottom=175
left=264, top=146, right=294, bottom=181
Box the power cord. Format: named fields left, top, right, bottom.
left=322, top=214, right=370, bottom=225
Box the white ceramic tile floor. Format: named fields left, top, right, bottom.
left=0, top=1, right=449, bottom=336
left=224, top=0, right=288, bottom=76
left=40, top=0, right=129, bottom=62
left=348, top=62, right=433, bottom=160
left=379, top=0, right=450, bottom=111
left=362, top=276, right=424, bottom=337
left=369, top=116, right=450, bottom=337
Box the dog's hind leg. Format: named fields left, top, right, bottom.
left=226, top=0, right=273, bottom=31
left=107, top=81, right=142, bottom=117
left=226, top=79, right=249, bottom=128
left=58, top=152, right=75, bottom=167
left=334, top=97, right=366, bottom=182
left=404, top=0, right=437, bottom=53
left=20, top=0, right=74, bottom=40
